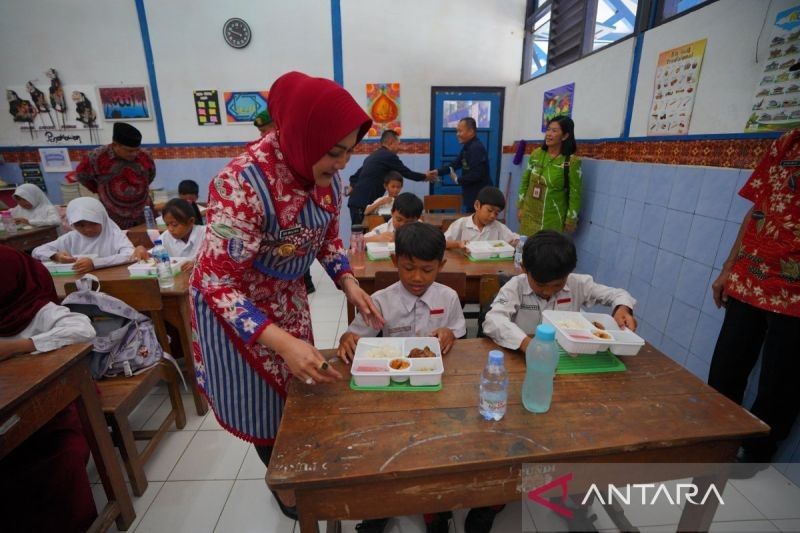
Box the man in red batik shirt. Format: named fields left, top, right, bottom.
left=709, top=128, right=800, bottom=464
left=75, top=122, right=156, bottom=229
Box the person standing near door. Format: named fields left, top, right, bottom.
left=517, top=115, right=581, bottom=235
left=430, top=117, right=491, bottom=213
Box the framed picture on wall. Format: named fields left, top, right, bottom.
left=96, top=85, right=152, bottom=121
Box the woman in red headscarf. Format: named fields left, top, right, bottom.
left=190, top=72, right=384, bottom=516
left=0, top=245, right=98, bottom=532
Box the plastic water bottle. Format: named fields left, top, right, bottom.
left=151, top=239, right=175, bottom=289
left=514, top=235, right=527, bottom=271
left=350, top=224, right=365, bottom=270
left=479, top=350, right=508, bottom=421
left=144, top=205, right=157, bottom=230
left=522, top=324, right=560, bottom=413
left=0, top=211, right=17, bottom=234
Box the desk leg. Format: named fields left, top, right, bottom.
left=73, top=363, right=135, bottom=531
left=676, top=472, right=728, bottom=532
left=347, top=302, right=355, bottom=323
left=164, top=294, right=208, bottom=415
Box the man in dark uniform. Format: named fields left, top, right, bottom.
left=347, top=130, right=435, bottom=225
left=431, top=117, right=491, bottom=213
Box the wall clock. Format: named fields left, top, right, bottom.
left=223, top=18, right=251, bottom=49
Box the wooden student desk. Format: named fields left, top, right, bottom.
left=0, top=224, right=59, bottom=252
left=347, top=249, right=520, bottom=321
left=268, top=338, right=769, bottom=533
left=51, top=265, right=208, bottom=416
left=0, top=343, right=136, bottom=531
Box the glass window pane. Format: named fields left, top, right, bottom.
left=593, top=0, right=638, bottom=51
left=531, top=7, right=551, bottom=78
left=442, top=101, right=492, bottom=128
left=676, top=0, right=707, bottom=14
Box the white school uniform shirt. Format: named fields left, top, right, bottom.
left=367, top=193, right=394, bottom=216
left=10, top=183, right=62, bottom=226
left=5, top=302, right=95, bottom=353
left=159, top=225, right=205, bottom=260
left=32, top=197, right=134, bottom=269
left=444, top=215, right=519, bottom=243
left=347, top=281, right=466, bottom=338
left=365, top=218, right=394, bottom=238
left=483, top=273, right=636, bottom=350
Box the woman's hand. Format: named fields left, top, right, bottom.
left=612, top=306, right=637, bottom=331
left=337, top=331, right=360, bottom=363
left=341, top=276, right=385, bottom=330
left=72, top=257, right=95, bottom=275
left=711, top=267, right=732, bottom=308
left=52, top=251, right=76, bottom=263
left=131, top=246, right=150, bottom=261
left=261, top=324, right=342, bottom=384
left=517, top=209, right=523, bottom=222
left=180, top=261, right=194, bottom=273
left=564, top=220, right=577, bottom=233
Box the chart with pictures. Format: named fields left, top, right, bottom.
left=745, top=18, right=800, bottom=132
left=647, top=39, right=706, bottom=136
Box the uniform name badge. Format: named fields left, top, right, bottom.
left=532, top=186, right=542, bottom=199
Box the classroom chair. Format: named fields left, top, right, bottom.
left=65, top=278, right=186, bottom=497
left=476, top=274, right=514, bottom=338
left=374, top=270, right=466, bottom=303
left=363, top=214, right=386, bottom=232
left=423, top=194, right=462, bottom=213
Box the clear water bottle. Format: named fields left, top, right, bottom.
left=0, top=210, right=17, bottom=234
left=144, top=205, right=157, bottom=230
left=514, top=235, right=527, bottom=271
left=479, top=350, right=508, bottom=421
left=350, top=224, right=365, bottom=270
left=151, top=239, right=175, bottom=289
left=522, top=324, right=560, bottom=413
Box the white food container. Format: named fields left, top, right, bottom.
left=127, top=257, right=188, bottom=277
left=350, top=337, right=444, bottom=387
left=466, top=240, right=514, bottom=260
left=43, top=254, right=98, bottom=273
left=366, top=242, right=394, bottom=260
left=542, top=310, right=645, bottom=356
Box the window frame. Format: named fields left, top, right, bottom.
left=655, top=0, right=719, bottom=27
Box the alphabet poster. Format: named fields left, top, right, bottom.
left=193, top=90, right=221, bottom=126
left=647, top=39, right=706, bottom=136
left=366, top=83, right=401, bottom=137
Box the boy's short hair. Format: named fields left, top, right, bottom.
left=380, top=129, right=399, bottom=144
left=522, top=230, right=577, bottom=283
left=391, top=192, right=423, bottom=218
left=178, top=180, right=199, bottom=196
left=459, top=117, right=477, bottom=132
left=384, top=171, right=404, bottom=185
left=163, top=198, right=196, bottom=224
left=476, top=186, right=505, bottom=210
left=395, top=222, right=445, bottom=262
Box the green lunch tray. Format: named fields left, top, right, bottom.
left=49, top=270, right=78, bottom=277
left=467, top=255, right=514, bottom=263
left=349, top=377, right=442, bottom=392
left=366, top=251, right=391, bottom=261
left=556, top=348, right=626, bottom=375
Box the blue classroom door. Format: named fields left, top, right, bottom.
left=430, top=87, right=504, bottom=200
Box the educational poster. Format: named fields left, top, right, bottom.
left=541, top=83, right=575, bottom=132
left=366, top=83, right=401, bottom=137
left=744, top=5, right=800, bottom=132
left=97, top=85, right=151, bottom=121
left=38, top=147, right=72, bottom=172
left=223, top=90, right=269, bottom=124
left=193, top=90, right=221, bottom=126
left=647, top=39, right=707, bottom=136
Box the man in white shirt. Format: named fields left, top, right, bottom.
left=445, top=186, right=519, bottom=248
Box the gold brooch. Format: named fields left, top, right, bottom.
left=278, top=243, right=296, bottom=257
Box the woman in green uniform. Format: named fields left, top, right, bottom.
left=517, top=116, right=581, bottom=235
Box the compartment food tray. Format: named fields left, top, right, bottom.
left=466, top=240, right=514, bottom=260
left=127, top=257, right=189, bottom=277
left=542, top=310, right=644, bottom=356
left=350, top=337, right=443, bottom=388
left=366, top=242, right=394, bottom=260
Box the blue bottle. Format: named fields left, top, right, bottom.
left=522, top=324, right=560, bottom=413
left=479, top=350, right=508, bottom=421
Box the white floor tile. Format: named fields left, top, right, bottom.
left=710, top=519, right=778, bottom=532
left=91, top=481, right=162, bottom=532
left=772, top=518, right=800, bottom=531
left=214, top=479, right=295, bottom=533
left=236, top=445, right=267, bottom=480
left=199, top=411, right=225, bottom=431
left=129, top=393, right=167, bottom=430
left=168, top=430, right=248, bottom=481
left=714, top=482, right=766, bottom=522
left=134, top=480, right=233, bottom=533
left=143, top=392, right=206, bottom=432
left=730, top=467, right=800, bottom=519
left=143, top=430, right=195, bottom=481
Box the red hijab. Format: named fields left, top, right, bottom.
left=0, top=245, right=58, bottom=336
left=268, top=71, right=372, bottom=186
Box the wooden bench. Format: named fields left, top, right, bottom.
left=423, top=194, right=462, bottom=213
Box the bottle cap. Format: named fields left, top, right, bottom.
left=351, top=224, right=365, bottom=233
left=535, top=323, right=556, bottom=341
left=153, top=239, right=162, bottom=245
left=488, top=350, right=504, bottom=362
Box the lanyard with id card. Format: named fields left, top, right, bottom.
left=780, top=160, right=800, bottom=191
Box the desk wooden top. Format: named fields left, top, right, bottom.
left=0, top=343, right=92, bottom=415
left=354, top=249, right=519, bottom=281
left=51, top=264, right=191, bottom=298
left=269, top=338, right=768, bottom=490
left=0, top=224, right=59, bottom=242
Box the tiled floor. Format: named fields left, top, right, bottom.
left=88, top=262, right=800, bottom=532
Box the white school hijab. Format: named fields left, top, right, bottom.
left=11, top=183, right=60, bottom=225
left=64, top=197, right=130, bottom=256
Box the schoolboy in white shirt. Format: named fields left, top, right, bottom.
left=445, top=186, right=519, bottom=249
left=484, top=230, right=637, bottom=352
left=363, top=171, right=404, bottom=218
left=364, top=192, right=423, bottom=243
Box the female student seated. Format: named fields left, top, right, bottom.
left=32, top=197, right=134, bottom=275
left=133, top=197, right=204, bottom=272
left=11, top=183, right=62, bottom=226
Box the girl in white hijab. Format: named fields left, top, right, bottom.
left=32, top=197, right=134, bottom=274
left=11, top=184, right=61, bottom=226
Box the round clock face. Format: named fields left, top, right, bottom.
left=223, top=18, right=251, bottom=49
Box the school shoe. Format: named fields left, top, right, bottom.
left=464, top=506, right=502, bottom=533
left=355, top=518, right=389, bottom=532
left=425, top=511, right=452, bottom=533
